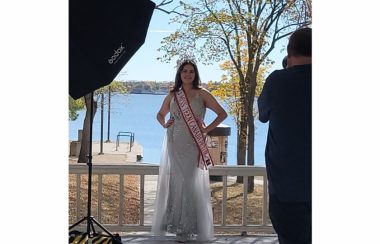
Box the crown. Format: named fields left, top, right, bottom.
left=176, top=53, right=197, bottom=69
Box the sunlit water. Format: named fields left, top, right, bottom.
left=69, top=94, right=267, bottom=166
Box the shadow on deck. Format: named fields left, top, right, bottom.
left=120, top=233, right=278, bottom=243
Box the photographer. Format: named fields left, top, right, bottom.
left=258, top=27, right=312, bottom=244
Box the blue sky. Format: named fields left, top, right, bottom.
left=115, top=1, right=287, bottom=82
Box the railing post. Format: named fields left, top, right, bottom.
left=119, top=174, right=124, bottom=226
left=243, top=176, right=248, bottom=226
left=129, top=136, right=132, bottom=152
left=222, top=175, right=227, bottom=226
left=76, top=174, right=81, bottom=222
left=116, top=134, right=120, bottom=151
left=263, top=175, right=268, bottom=225
left=98, top=174, right=103, bottom=222
left=139, top=175, right=145, bottom=226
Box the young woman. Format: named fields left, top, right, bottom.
left=152, top=59, right=227, bottom=242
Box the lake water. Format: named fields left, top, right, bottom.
left=69, top=94, right=268, bottom=166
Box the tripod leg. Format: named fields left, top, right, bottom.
left=90, top=217, right=116, bottom=236
left=89, top=218, right=97, bottom=237
left=69, top=216, right=87, bottom=230
left=88, top=217, right=123, bottom=244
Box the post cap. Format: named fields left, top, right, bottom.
left=207, top=123, right=231, bottom=136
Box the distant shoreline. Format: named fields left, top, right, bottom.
left=129, top=91, right=167, bottom=95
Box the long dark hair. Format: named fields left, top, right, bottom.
left=171, top=59, right=201, bottom=92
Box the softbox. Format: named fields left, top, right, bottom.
left=69, top=0, right=156, bottom=241
left=69, top=0, right=155, bottom=99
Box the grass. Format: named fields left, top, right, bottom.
left=69, top=175, right=269, bottom=231
left=69, top=174, right=140, bottom=225
left=210, top=178, right=271, bottom=229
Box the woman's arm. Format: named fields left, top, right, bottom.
left=200, top=89, right=228, bottom=134
left=157, top=93, right=174, bottom=128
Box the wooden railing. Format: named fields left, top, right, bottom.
left=69, top=164, right=274, bottom=234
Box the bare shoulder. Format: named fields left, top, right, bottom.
left=158, top=91, right=174, bottom=114
left=165, top=90, right=174, bottom=100
left=198, top=87, right=214, bottom=100
left=160, top=91, right=174, bottom=106
left=199, top=87, right=212, bottom=97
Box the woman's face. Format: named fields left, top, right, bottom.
left=180, top=64, right=195, bottom=85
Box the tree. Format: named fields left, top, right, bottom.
left=208, top=56, right=267, bottom=189
left=157, top=0, right=311, bottom=189
left=69, top=96, right=85, bottom=121
left=209, top=51, right=267, bottom=125
left=78, top=93, right=97, bottom=163
left=69, top=81, right=128, bottom=163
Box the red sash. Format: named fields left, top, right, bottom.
left=174, top=89, right=214, bottom=170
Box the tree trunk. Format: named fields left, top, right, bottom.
left=247, top=82, right=256, bottom=193
left=78, top=93, right=97, bottom=163
left=236, top=93, right=248, bottom=183
left=106, top=86, right=111, bottom=142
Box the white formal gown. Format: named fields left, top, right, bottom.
left=151, top=93, right=214, bottom=242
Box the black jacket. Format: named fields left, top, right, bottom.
left=258, top=64, right=311, bottom=202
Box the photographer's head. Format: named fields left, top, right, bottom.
left=287, top=27, right=312, bottom=67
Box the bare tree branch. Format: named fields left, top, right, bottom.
left=155, top=0, right=189, bottom=17
left=155, top=0, right=174, bottom=8
left=203, top=0, right=238, bottom=71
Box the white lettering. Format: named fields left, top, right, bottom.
left=108, top=43, right=126, bottom=64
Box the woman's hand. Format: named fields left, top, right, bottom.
left=196, top=118, right=208, bottom=134
left=163, top=117, right=174, bottom=128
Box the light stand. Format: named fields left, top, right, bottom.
left=69, top=92, right=121, bottom=243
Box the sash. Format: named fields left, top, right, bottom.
left=174, top=89, right=214, bottom=170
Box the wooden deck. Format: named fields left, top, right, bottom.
left=120, top=233, right=279, bottom=243
left=69, top=232, right=279, bottom=243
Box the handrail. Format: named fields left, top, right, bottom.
left=116, top=131, right=134, bottom=151
left=69, top=164, right=274, bottom=234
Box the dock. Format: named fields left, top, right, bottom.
left=69, top=140, right=143, bottom=165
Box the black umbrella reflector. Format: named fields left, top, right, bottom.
left=69, top=0, right=156, bottom=99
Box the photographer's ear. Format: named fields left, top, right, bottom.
left=282, top=56, right=288, bottom=69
